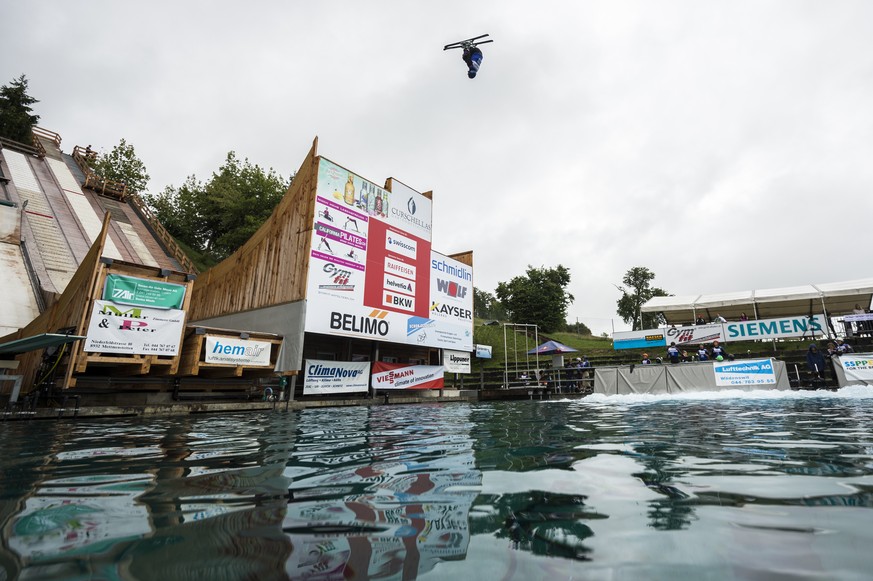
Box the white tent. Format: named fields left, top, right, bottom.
left=641, top=278, right=873, bottom=325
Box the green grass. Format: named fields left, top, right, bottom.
left=472, top=321, right=614, bottom=370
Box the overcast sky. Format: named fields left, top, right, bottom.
left=3, top=1, right=872, bottom=335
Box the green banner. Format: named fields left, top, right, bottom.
left=103, top=274, right=186, bottom=309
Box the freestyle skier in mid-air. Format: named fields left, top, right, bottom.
left=444, top=34, right=493, bottom=79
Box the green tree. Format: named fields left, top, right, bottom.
left=144, top=152, right=291, bottom=267
left=0, top=75, right=40, bottom=143
left=90, top=138, right=150, bottom=193
left=565, top=320, right=592, bottom=335
left=495, top=265, right=574, bottom=333
left=474, top=287, right=507, bottom=320
left=616, top=266, right=670, bottom=331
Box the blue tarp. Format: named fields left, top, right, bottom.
left=527, top=340, right=579, bottom=355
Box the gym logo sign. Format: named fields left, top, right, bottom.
left=320, top=263, right=354, bottom=292
left=330, top=310, right=390, bottom=337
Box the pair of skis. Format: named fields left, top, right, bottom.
left=443, top=34, right=492, bottom=52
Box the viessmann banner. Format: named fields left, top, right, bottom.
left=304, top=158, right=473, bottom=350
left=371, top=362, right=445, bottom=390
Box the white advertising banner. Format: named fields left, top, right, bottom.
left=304, top=158, right=472, bottom=351
left=204, top=336, right=272, bottom=366
left=475, top=344, right=492, bottom=358
left=839, top=355, right=873, bottom=383
left=723, top=315, right=828, bottom=341
left=303, top=360, right=371, bottom=395
left=371, top=362, right=445, bottom=390
left=664, top=324, right=724, bottom=346
left=443, top=349, right=471, bottom=373
left=714, top=358, right=777, bottom=387
left=84, top=300, right=185, bottom=355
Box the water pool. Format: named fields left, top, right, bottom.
left=2, top=387, right=872, bottom=580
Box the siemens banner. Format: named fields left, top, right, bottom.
left=724, top=315, right=827, bottom=341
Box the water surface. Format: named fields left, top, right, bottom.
left=2, top=387, right=873, bottom=580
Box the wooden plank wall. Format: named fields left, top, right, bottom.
left=187, top=138, right=319, bottom=321
left=449, top=250, right=474, bottom=269
left=1, top=215, right=110, bottom=392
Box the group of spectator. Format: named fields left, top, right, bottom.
left=806, top=339, right=854, bottom=380
left=641, top=340, right=734, bottom=365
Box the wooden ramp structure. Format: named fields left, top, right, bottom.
left=0, top=215, right=194, bottom=399
left=186, top=138, right=322, bottom=377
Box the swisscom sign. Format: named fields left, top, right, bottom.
left=304, top=159, right=473, bottom=350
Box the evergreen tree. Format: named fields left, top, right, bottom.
left=0, top=75, right=40, bottom=143
left=495, top=265, right=574, bottom=333
left=90, top=138, right=150, bottom=193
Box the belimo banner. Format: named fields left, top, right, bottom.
left=103, top=274, right=186, bottom=310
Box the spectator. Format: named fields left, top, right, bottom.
left=666, top=342, right=681, bottom=364
left=739, top=313, right=749, bottom=321
left=681, top=350, right=691, bottom=363
left=713, top=313, right=727, bottom=323
left=697, top=344, right=709, bottom=361
left=581, top=356, right=591, bottom=368
left=806, top=344, right=826, bottom=379
left=710, top=340, right=732, bottom=361
left=836, top=339, right=854, bottom=354
left=641, top=353, right=652, bottom=365
left=695, top=316, right=706, bottom=325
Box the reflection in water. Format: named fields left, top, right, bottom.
left=0, top=387, right=872, bottom=579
